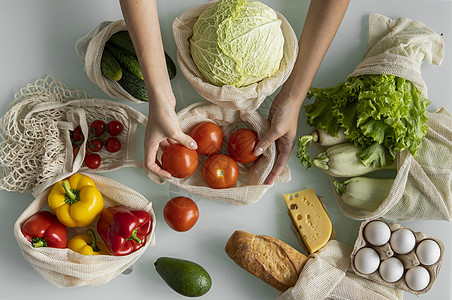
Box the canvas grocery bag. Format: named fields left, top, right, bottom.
left=337, top=107, right=452, bottom=221
left=349, top=13, right=444, bottom=98
left=278, top=240, right=404, bottom=300
left=13, top=173, right=156, bottom=288
left=0, top=76, right=160, bottom=198
left=331, top=14, right=450, bottom=221
left=152, top=101, right=291, bottom=205
left=172, top=1, right=299, bottom=111
left=75, top=20, right=145, bottom=103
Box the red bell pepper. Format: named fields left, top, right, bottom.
left=21, top=211, right=67, bottom=248
left=97, top=206, right=152, bottom=256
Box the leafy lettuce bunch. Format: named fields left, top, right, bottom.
left=301, top=74, right=430, bottom=168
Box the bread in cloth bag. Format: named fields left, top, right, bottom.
left=13, top=173, right=156, bottom=288
left=172, top=1, right=298, bottom=111
left=152, top=101, right=291, bottom=205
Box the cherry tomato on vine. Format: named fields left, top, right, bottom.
left=73, top=145, right=80, bottom=158
left=228, top=128, right=260, bottom=164
left=190, top=121, right=223, bottom=156
left=202, top=153, right=238, bottom=189
left=84, top=153, right=101, bottom=169
left=87, top=138, right=104, bottom=152
left=71, top=126, right=84, bottom=143
left=90, top=120, right=107, bottom=137
left=105, top=137, right=121, bottom=153
left=163, top=197, right=199, bottom=232
left=107, top=120, right=123, bottom=136
left=161, top=144, right=198, bottom=178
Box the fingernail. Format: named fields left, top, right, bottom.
left=189, top=141, right=197, bottom=149
left=254, top=146, right=263, bottom=156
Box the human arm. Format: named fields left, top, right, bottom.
left=254, top=0, right=350, bottom=185
left=119, top=0, right=197, bottom=179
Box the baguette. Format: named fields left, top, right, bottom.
left=225, top=230, right=308, bottom=292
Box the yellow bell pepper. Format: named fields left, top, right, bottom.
left=68, top=229, right=110, bottom=255
left=48, top=173, right=104, bottom=227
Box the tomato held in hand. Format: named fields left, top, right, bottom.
left=190, top=121, right=223, bottom=156
left=84, top=153, right=101, bottom=169
left=107, top=120, right=123, bottom=136
left=164, top=197, right=199, bottom=232
left=90, top=120, right=107, bottom=137
left=161, top=144, right=198, bottom=178
left=202, top=154, right=239, bottom=189
left=228, top=128, right=260, bottom=164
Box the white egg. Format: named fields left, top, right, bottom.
left=416, top=239, right=441, bottom=266
left=354, top=247, right=380, bottom=275
left=363, top=220, right=391, bottom=246
left=390, top=228, right=416, bottom=254
left=405, top=266, right=430, bottom=291
left=379, top=257, right=404, bottom=283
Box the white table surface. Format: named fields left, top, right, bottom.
left=0, top=0, right=450, bottom=299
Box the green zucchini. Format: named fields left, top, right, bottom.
left=333, top=177, right=394, bottom=212
left=118, top=68, right=148, bottom=101
left=105, top=41, right=143, bottom=80
left=101, top=49, right=122, bottom=81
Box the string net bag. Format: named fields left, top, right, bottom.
left=317, top=14, right=449, bottom=221
left=75, top=20, right=145, bottom=103
left=0, top=76, right=159, bottom=198
left=13, top=173, right=156, bottom=288
left=278, top=240, right=404, bottom=300
left=172, top=1, right=299, bottom=111
left=151, top=101, right=291, bottom=205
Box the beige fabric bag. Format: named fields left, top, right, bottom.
left=337, top=108, right=452, bottom=221
left=153, top=101, right=291, bottom=205
left=278, top=240, right=404, bottom=300
left=0, top=76, right=159, bottom=198
left=349, top=13, right=444, bottom=98
left=13, top=173, right=156, bottom=288
left=172, top=1, right=299, bottom=111
left=75, top=20, right=145, bottom=103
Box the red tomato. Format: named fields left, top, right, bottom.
left=87, top=138, right=104, bottom=152
left=202, top=154, right=239, bottom=189
left=161, top=144, right=198, bottom=178
left=90, top=120, right=107, bottom=137
left=105, top=137, right=121, bottom=153
left=163, top=197, right=199, bottom=232
left=71, top=125, right=84, bottom=143
left=107, top=120, right=123, bottom=136
left=84, top=153, right=101, bottom=169
left=190, top=121, right=223, bottom=156
left=228, top=128, right=259, bottom=164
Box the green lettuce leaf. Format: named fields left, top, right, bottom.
left=303, top=74, right=430, bottom=168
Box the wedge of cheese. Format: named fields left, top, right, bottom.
left=284, top=188, right=332, bottom=254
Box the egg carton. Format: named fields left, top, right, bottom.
left=350, top=219, right=444, bottom=295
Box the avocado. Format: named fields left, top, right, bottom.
left=155, top=257, right=212, bottom=297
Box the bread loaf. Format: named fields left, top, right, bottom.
left=225, top=230, right=308, bottom=292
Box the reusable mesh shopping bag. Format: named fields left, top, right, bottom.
left=13, top=173, right=156, bottom=287
left=172, top=1, right=299, bottom=111
left=75, top=20, right=145, bottom=103
left=278, top=240, right=404, bottom=300
left=152, top=101, right=291, bottom=205
left=0, top=76, right=159, bottom=198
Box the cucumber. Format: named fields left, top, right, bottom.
left=118, top=68, right=148, bottom=101
left=108, top=31, right=136, bottom=56
left=108, top=30, right=177, bottom=80
left=105, top=41, right=143, bottom=80
left=100, top=49, right=122, bottom=81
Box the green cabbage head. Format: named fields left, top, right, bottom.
left=190, top=0, right=285, bottom=88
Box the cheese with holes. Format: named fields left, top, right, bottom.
left=284, top=188, right=332, bottom=253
